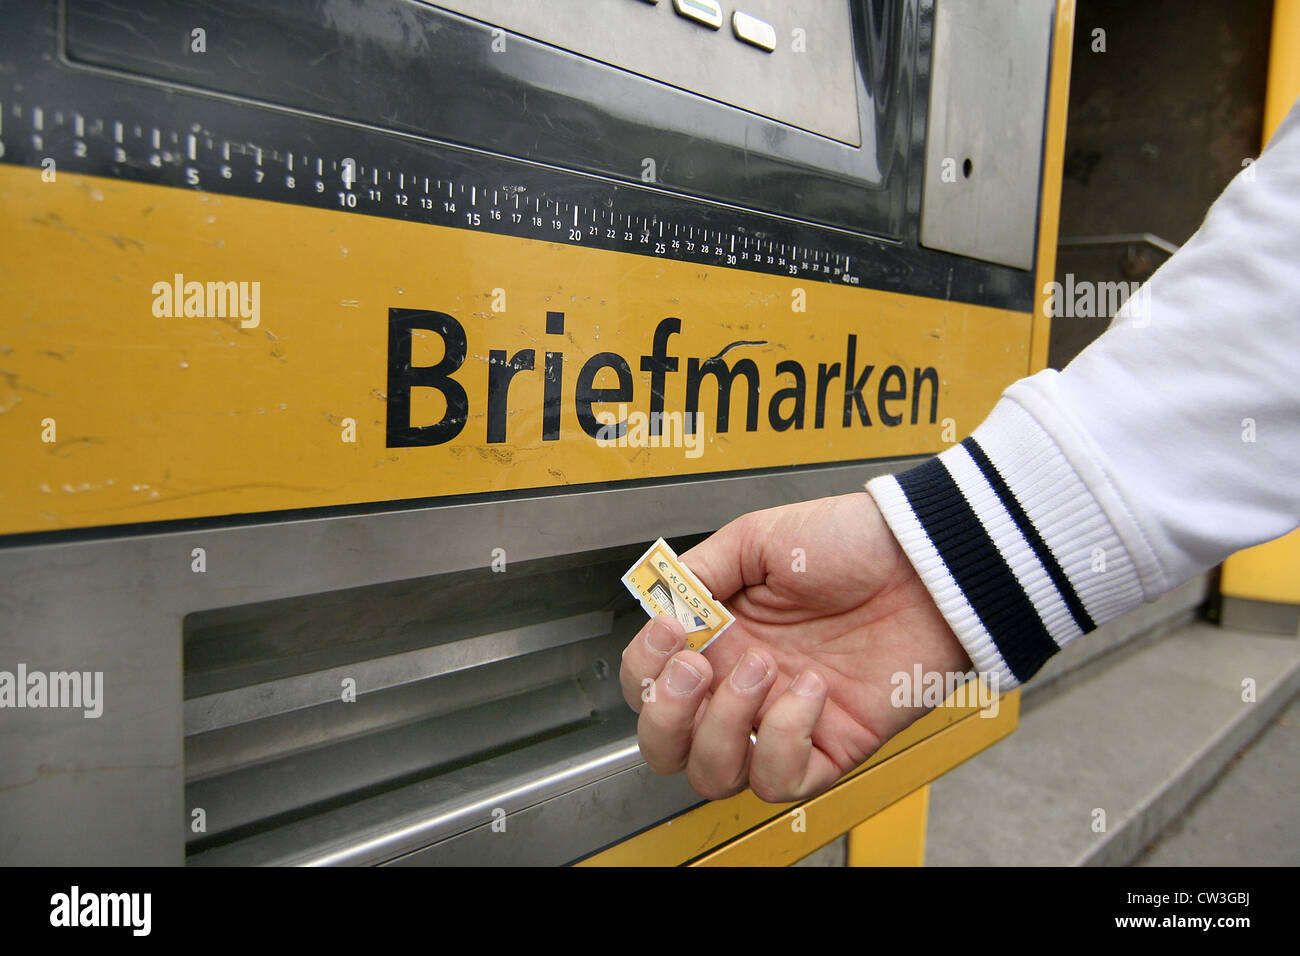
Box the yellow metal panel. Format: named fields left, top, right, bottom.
left=0, top=167, right=1032, bottom=536
left=1221, top=530, right=1300, bottom=604
left=577, top=689, right=1017, bottom=867
left=1029, top=0, right=1077, bottom=376
left=1264, top=0, right=1300, bottom=145
left=846, top=784, right=929, bottom=867
left=1219, top=0, right=1300, bottom=606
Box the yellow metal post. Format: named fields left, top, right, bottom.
left=1028, top=0, right=1078, bottom=377
left=846, top=785, right=929, bottom=866
left=1263, top=0, right=1300, bottom=141
left=1219, top=0, right=1300, bottom=617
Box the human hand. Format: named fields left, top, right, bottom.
left=619, top=492, right=972, bottom=803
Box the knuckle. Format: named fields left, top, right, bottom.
left=639, top=696, right=679, bottom=733
left=641, top=748, right=686, bottom=776
left=618, top=670, right=643, bottom=708
left=762, top=708, right=811, bottom=738
left=688, top=778, right=734, bottom=802
left=684, top=767, right=722, bottom=800
left=616, top=660, right=637, bottom=691
left=686, top=762, right=744, bottom=802
left=748, top=774, right=793, bottom=804
left=618, top=651, right=650, bottom=683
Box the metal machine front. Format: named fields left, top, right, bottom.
left=0, top=0, right=1059, bottom=864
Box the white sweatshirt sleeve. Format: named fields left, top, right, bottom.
left=866, top=96, right=1300, bottom=689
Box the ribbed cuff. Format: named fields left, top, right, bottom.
left=866, top=397, right=1147, bottom=689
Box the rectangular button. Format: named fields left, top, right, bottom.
left=732, top=11, right=776, bottom=51
left=673, top=0, right=723, bottom=30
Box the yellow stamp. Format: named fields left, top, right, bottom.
left=622, top=538, right=735, bottom=652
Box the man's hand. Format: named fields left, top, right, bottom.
left=619, top=492, right=972, bottom=803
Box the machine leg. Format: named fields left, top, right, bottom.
left=847, top=785, right=930, bottom=867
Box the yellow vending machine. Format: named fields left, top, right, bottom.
left=0, top=0, right=1072, bottom=864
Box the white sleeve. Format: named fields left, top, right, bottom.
left=866, top=96, right=1300, bottom=689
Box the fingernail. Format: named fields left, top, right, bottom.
left=644, top=618, right=678, bottom=655
left=666, top=657, right=704, bottom=695
left=730, top=651, right=769, bottom=692
left=790, top=671, right=824, bottom=697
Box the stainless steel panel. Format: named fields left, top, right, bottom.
left=430, top=0, right=861, bottom=145
left=919, top=0, right=1054, bottom=270
left=0, top=459, right=924, bottom=864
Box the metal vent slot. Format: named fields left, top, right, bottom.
left=186, top=611, right=612, bottom=734
left=182, top=545, right=666, bottom=864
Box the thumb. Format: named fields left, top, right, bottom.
left=677, top=511, right=767, bottom=603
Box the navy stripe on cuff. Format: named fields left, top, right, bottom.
left=895, top=457, right=1060, bottom=683
left=962, top=437, right=1097, bottom=635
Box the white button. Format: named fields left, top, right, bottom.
left=673, top=0, right=723, bottom=30
left=732, top=11, right=776, bottom=51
